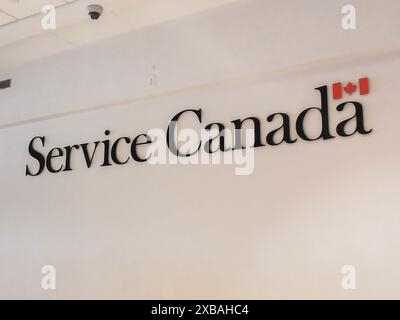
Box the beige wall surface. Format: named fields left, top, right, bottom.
left=0, top=0, right=399, bottom=299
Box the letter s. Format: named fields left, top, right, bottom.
left=25, top=136, right=46, bottom=177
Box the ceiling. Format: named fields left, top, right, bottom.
left=0, top=0, right=74, bottom=24
left=0, top=0, right=240, bottom=69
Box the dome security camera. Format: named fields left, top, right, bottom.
left=88, top=4, right=103, bottom=20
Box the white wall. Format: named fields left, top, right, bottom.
left=0, top=0, right=400, bottom=299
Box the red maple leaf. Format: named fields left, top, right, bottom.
left=344, top=82, right=357, bottom=95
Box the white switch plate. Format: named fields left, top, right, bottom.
left=148, top=73, right=157, bottom=89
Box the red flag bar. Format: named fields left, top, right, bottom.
left=359, top=77, right=369, bottom=95
left=332, top=82, right=342, bottom=100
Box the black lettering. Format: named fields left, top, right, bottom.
left=167, top=109, right=202, bottom=157
left=266, top=113, right=297, bottom=145
left=46, top=148, right=64, bottom=173
left=336, top=102, right=372, bottom=136
left=131, top=134, right=152, bottom=162
left=80, top=142, right=100, bottom=168
left=231, top=117, right=264, bottom=149
left=25, top=136, right=46, bottom=177
left=204, top=122, right=229, bottom=153
left=296, top=86, right=335, bottom=141
left=64, top=145, right=80, bottom=172
left=101, top=130, right=112, bottom=167
left=111, top=137, right=131, bottom=165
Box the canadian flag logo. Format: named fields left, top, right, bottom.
left=332, top=77, right=369, bottom=100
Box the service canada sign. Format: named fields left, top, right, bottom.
left=25, top=77, right=372, bottom=176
